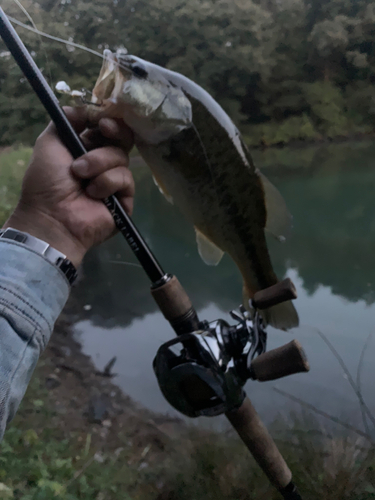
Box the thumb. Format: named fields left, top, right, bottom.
left=42, top=105, right=90, bottom=140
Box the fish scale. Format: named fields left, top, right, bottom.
left=161, top=94, right=277, bottom=291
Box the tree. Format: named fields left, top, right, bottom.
left=0, top=0, right=374, bottom=146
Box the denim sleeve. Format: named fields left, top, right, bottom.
left=0, top=239, right=70, bottom=439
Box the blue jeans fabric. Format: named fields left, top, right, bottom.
left=0, top=239, right=69, bottom=439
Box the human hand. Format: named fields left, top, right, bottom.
left=4, top=106, right=134, bottom=267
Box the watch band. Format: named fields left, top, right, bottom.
left=0, top=227, right=78, bottom=285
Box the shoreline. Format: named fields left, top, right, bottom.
left=45, top=308, right=185, bottom=446
left=2, top=130, right=375, bottom=155
left=250, top=130, right=375, bottom=151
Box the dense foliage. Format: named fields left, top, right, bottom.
left=0, top=0, right=375, bottom=146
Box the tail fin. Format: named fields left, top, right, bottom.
left=243, top=285, right=299, bottom=331
left=260, top=301, right=299, bottom=330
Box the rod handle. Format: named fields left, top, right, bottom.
left=151, top=275, right=199, bottom=335
left=226, top=397, right=292, bottom=490
left=253, top=278, right=297, bottom=310
left=250, top=340, right=310, bottom=382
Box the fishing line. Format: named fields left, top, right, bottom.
left=107, top=260, right=143, bottom=268
left=8, top=14, right=135, bottom=78
left=11, top=0, right=53, bottom=86
left=6, top=14, right=148, bottom=91
left=7, top=15, right=107, bottom=60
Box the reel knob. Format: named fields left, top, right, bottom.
left=249, top=340, right=309, bottom=382
left=252, top=278, right=297, bottom=310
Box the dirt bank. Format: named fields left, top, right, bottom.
left=44, top=310, right=185, bottom=458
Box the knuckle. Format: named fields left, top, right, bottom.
left=126, top=171, right=135, bottom=194
left=122, top=168, right=128, bottom=187
left=111, top=146, right=128, bottom=162
left=89, top=146, right=124, bottom=169
left=62, top=105, right=73, bottom=114
left=119, top=167, right=133, bottom=192
left=97, top=171, right=114, bottom=193
left=86, top=150, right=107, bottom=172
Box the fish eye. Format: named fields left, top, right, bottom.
left=132, top=64, right=148, bottom=78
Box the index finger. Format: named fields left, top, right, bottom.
left=99, top=118, right=134, bottom=152
left=63, top=106, right=90, bottom=133
left=42, top=106, right=89, bottom=140
left=80, top=118, right=134, bottom=153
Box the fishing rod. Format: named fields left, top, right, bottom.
left=0, top=8, right=308, bottom=499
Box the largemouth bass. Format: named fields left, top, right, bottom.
left=88, top=49, right=299, bottom=330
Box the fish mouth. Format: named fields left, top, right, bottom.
left=92, top=49, right=133, bottom=103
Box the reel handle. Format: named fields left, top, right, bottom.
left=252, top=278, right=297, bottom=310
left=250, top=340, right=310, bottom=382
left=226, top=398, right=302, bottom=499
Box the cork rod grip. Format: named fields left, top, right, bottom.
left=151, top=275, right=199, bottom=334
left=226, top=397, right=292, bottom=490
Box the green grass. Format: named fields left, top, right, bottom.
left=0, top=363, right=146, bottom=500
left=0, top=147, right=32, bottom=226
left=1, top=426, right=134, bottom=500
left=158, top=419, right=375, bottom=500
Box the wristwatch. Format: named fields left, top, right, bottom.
left=0, top=227, right=78, bottom=286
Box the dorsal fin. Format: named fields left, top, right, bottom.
left=257, top=171, right=292, bottom=242
left=238, top=137, right=292, bottom=242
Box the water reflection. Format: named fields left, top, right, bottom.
left=258, top=141, right=375, bottom=304
left=72, top=142, right=375, bottom=427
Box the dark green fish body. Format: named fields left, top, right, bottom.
left=90, top=51, right=298, bottom=330
left=139, top=96, right=276, bottom=287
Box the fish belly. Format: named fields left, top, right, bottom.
left=137, top=140, right=275, bottom=292
left=136, top=115, right=299, bottom=330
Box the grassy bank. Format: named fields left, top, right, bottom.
left=0, top=322, right=160, bottom=500
left=0, top=373, right=142, bottom=499
left=0, top=146, right=31, bottom=225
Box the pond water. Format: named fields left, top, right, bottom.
left=71, top=141, right=375, bottom=431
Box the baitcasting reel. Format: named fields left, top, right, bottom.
left=154, top=306, right=264, bottom=417
left=153, top=280, right=310, bottom=418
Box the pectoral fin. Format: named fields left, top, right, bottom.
left=258, top=171, right=292, bottom=242
left=195, top=228, right=224, bottom=266
left=153, top=175, right=173, bottom=204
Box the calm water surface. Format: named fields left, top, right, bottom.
left=71, top=141, right=375, bottom=429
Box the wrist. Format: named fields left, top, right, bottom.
left=4, top=205, right=86, bottom=268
